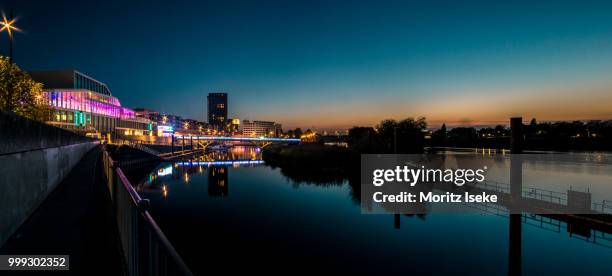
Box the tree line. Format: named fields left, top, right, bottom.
left=344, top=117, right=612, bottom=152
left=347, top=117, right=427, bottom=153
left=429, top=119, right=612, bottom=151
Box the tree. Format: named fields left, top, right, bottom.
left=431, top=123, right=448, bottom=146
left=294, top=128, right=303, bottom=138
left=0, top=56, right=48, bottom=121
left=375, top=117, right=427, bottom=153
left=347, top=126, right=381, bottom=153
left=448, top=127, right=478, bottom=147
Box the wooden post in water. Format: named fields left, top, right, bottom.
left=508, top=214, right=522, bottom=276
left=510, top=117, right=523, bottom=154
left=508, top=117, right=524, bottom=275
left=394, top=214, right=400, bottom=229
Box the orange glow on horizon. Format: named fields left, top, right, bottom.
left=265, top=82, right=612, bottom=129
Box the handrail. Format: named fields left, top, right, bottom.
left=141, top=212, right=193, bottom=275
left=102, top=147, right=193, bottom=276
left=115, top=168, right=142, bottom=205
left=129, top=143, right=162, bottom=157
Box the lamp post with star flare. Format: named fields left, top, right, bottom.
left=1, top=10, right=20, bottom=63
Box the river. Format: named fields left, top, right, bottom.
left=134, top=146, right=612, bottom=275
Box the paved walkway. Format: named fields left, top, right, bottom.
left=0, top=146, right=125, bottom=275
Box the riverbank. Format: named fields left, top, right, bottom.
left=262, top=143, right=359, bottom=184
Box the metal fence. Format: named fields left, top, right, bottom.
left=102, top=148, right=193, bottom=276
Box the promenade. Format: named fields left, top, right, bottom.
left=0, top=147, right=124, bottom=275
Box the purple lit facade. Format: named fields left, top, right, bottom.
left=31, top=69, right=152, bottom=137
left=43, top=89, right=146, bottom=135
left=45, top=89, right=134, bottom=118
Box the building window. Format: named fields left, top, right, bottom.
left=217, top=104, right=225, bottom=109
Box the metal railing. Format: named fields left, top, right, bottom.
left=102, top=148, right=193, bottom=276
left=129, top=143, right=162, bottom=157
left=522, top=187, right=568, bottom=205
left=592, top=200, right=612, bottom=214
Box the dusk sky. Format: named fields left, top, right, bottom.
left=2, top=0, right=612, bottom=129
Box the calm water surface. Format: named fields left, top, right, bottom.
left=136, top=148, right=612, bottom=275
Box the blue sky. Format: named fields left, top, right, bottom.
left=2, top=0, right=612, bottom=129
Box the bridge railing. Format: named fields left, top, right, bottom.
left=522, top=187, right=568, bottom=205
left=102, top=148, right=193, bottom=276
left=129, top=143, right=162, bottom=157
left=593, top=200, right=612, bottom=214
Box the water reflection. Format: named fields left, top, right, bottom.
left=208, top=166, right=228, bottom=197
left=136, top=146, right=265, bottom=199
left=135, top=147, right=612, bottom=275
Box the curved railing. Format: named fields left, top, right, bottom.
left=102, top=147, right=193, bottom=276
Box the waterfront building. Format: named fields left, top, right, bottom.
left=181, top=119, right=198, bottom=130
left=30, top=70, right=152, bottom=138
left=241, top=120, right=281, bottom=137
left=274, top=123, right=283, bottom=137
left=134, top=108, right=160, bottom=121
left=207, top=93, right=228, bottom=130
left=227, top=118, right=241, bottom=135
left=158, top=114, right=183, bottom=130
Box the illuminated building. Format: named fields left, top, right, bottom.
left=181, top=119, right=198, bottom=130
left=227, top=118, right=240, bottom=134
left=158, top=114, right=182, bottom=130
left=134, top=108, right=160, bottom=121
left=207, top=92, right=227, bottom=130
left=174, top=118, right=204, bottom=136
left=30, top=70, right=152, bottom=137
left=30, top=70, right=112, bottom=96
left=157, top=125, right=174, bottom=137
left=241, top=120, right=281, bottom=137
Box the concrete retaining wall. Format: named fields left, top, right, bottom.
left=0, top=141, right=98, bottom=246
left=0, top=110, right=92, bottom=155
left=0, top=110, right=99, bottom=246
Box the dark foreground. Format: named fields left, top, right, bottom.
left=138, top=159, right=612, bottom=275
left=0, top=147, right=124, bottom=275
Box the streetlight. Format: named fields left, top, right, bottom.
left=0, top=10, right=20, bottom=62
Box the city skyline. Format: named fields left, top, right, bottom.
left=2, top=0, right=612, bottom=129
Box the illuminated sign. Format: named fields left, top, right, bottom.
left=158, top=125, right=174, bottom=132
left=157, top=166, right=173, bottom=176
left=157, top=125, right=174, bottom=137
left=73, top=111, right=86, bottom=126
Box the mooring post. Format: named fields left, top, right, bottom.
left=394, top=214, right=400, bottom=229
left=508, top=117, right=523, bottom=276
left=508, top=214, right=522, bottom=276
left=510, top=117, right=523, bottom=154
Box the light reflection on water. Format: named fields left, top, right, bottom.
left=136, top=147, right=612, bottom=275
